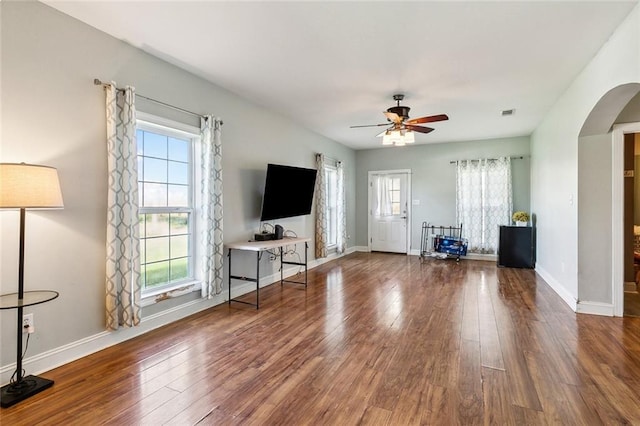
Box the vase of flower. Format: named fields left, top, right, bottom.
left=512, top=211, right=530, bottom=227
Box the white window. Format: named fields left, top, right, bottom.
left=325, top=166, right=338, bottom=248
left=389, top=177, right=401, bottom=215
left=136, top=119, right=199, bottom=295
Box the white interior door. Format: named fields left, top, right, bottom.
left=369, top=171, right=409, bottom=253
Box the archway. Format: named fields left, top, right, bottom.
left=578, top=83, right=640, bottom=316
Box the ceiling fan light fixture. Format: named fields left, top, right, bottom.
left=404, top=130, right=415, bottom=144
left=381, top=129, right=413, bottom=146
left=382, top=131, right=394, bottom=145
left=389, top=130, right=403, bottom=144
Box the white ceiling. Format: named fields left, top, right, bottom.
left=44, top=1, right=638, bottom=150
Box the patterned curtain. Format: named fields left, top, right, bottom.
left=336, top=161, right=347, bottom=254
left=456, top=157, right=512, bottom=254
left=200, top=116, right=224, bottom=298
left=105, top=83, right=141, bottom=330
left=315, top=153, right=328, bottom=258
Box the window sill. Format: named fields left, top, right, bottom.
left=141, top=280, right=200, bottom=307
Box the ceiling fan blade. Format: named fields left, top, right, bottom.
left=383, top=111, right=402, bottom=124
left=350, top=123, right=391, bottom=128
left=406, top=125, right=434, bottom=134
left=405, top=114, right=449, bottom=125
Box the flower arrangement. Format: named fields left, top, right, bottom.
left=512, top=211, right=530, bottom=222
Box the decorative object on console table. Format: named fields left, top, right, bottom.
left=512, top=211, right=530, bottom=227
left=498, top=225, right=535, bottom=268
left=0, top=163, right=64, bottom=408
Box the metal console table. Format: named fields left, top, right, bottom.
left=227, top=236, right=310, bottom=309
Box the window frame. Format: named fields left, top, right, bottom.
left=324, top=164, right=339, bottom=249
left=136, top=113, right=201, bottom=298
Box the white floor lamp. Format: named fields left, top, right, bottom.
left=0, top=163, right=63, bottom=408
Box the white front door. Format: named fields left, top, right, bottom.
left=369, top=171, right=410, bottom=253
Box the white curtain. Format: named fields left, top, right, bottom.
left=375, top=175, right=393, bottom=216
left=336, top=161, right=347, bottom=254
left=200, top=116, right=224, bottom=298
left=456, top=157, right=512, bottom=254
left=105, top=83, right=141, bottom=330
left=315, top=153, right=328, bottom=258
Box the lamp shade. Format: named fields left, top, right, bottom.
left=0, top=163, right=64, bottom=208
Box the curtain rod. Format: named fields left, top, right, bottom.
left=449, top=156, right=525, bottom=164
left=94, top=79, right=222, bottom=125
left=316, top=153, right=341, bottom=165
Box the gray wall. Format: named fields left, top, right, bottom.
left=0, top=2, right=355, bottom=372
left=578, top=134, right=613, bottom=302
left=531, top=4, right=640, bottom=305
left=355, top=136, right=530, bottom=250
left=617, top=91, right=640, bottom=125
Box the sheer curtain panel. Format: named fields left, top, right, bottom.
left=456, top=157, right=512, bottom=254
left=200, top=116, right=224, bottom=298
left=375, top=175, right=393, bottom=217
left=104, top=83, right=141, bottom=330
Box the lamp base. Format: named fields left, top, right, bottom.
left=0, top=375, right=54, bottom=408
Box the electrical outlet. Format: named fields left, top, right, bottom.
left=23, top=313, right=34, bottom=334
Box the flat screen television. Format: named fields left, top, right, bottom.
left=260, top=163, right=317, bottom=222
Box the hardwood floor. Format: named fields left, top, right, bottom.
left=2, top=252, right=640, bottom=425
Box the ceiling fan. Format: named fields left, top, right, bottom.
left=350, top=94, right=448, bottom=144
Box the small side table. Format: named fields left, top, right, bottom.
left=227, top=237, right=310, bottom=309
left=0, top=290, right=59, bottom=408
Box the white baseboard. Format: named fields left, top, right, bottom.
left=576, top=300, right=615, bottom=317
left=310, top=246, right=357, bottom=268
left=355, top=246, right=370, bottom=252
left=465, top=253, right=497, bottom=262
left=535, top=265, right=578, bottom=311
left=1, top=246, right=357, bottom=386
left=0, top=295, right=224, bottom=386
left=408, top=249, right=496, bottom=262
left=624, top=282, right=637, bottom=292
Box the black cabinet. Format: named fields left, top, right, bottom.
left=498, top=226, right=535, bottom=268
